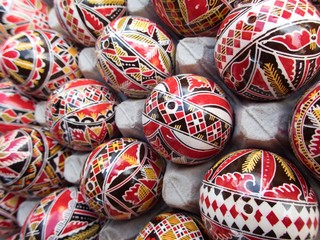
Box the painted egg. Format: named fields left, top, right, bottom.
left=54, top=0, right=127, bottom=47
left=136, top=211, right=209, bottom=240
left=152, top=0, right=237, bottom=37
left=0, top=80, right=38, bottom=133
left=0, top=0, right=50, bottom=42
left=20, top=187, right=101, bottom=239
left=0, top=127, right=71, bottom=198
left=45, top=79, right=119, bottom=151
left=0, top=189, right=25, bottom=237
left=0, top=29, right=83, bottom=99
left=79, top=138, right=166, bottom=220
left=96, top=16, right=176, bottom=98
left=142, top=74, right=234, bottom=165
left=215, top=0, right=320, bottom=101
left=289, top=81, right=320, bottom=180
left=200, top=149, right=320, bottom=239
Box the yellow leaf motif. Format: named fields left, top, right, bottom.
left=274, top=154, right=295, bottom=181
left=9, top=69, right=27, bottom=84
left=263, top=63, right=289, bottom=96
left=13, top=58, right=34, bottom=71
left=242, top=150, right=262, bottom=173
left=15, top=42, right=33, bottom=51
left=122, top=153, right=138, bottom=165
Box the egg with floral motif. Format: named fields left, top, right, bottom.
left=215, top=0, right=320, bottom=100
left=0, top=29, right=82, bottom=99
left=200, top=149, right=319, bottom=239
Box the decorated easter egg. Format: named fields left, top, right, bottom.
left=0, top=127, right=71, bottom=198
left=142, top=74, right=234, bottom=165
left=0, top=0, right=50, bottom=42
left=96, top=16, right=175, bottom=98
left=80, top=138, right=166, bottom=220
left=0, top=80, right=38, bottom=133
left=215, top=0, right=320, bottom=101
left=0, top=29, right=82, bottom=99
left=20, top=187, right=101, bottom=239
left=46, top=79, right=119, bottom=151
left=289, top=81, right=320, bottom=180
left=136, top=211, right=209, bottom=240
left=54, top=0, right=127, bottom=47
left=152, top=0, right=237, bottom=37
left=0, top=189, right=25, bottom=237
left=200, top=149, right=320, bottom=239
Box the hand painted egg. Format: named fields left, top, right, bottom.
left=136, top=211, right=209, bottom=240
left=54, top=0, right=127, bottom=47
left=20, top=187, right=101, bottom=239
left=200, top=149, right=320, bottom=239
left=45, top=79, right=119, bottom=151
left=0, top=29, right=83, bottom=99
left=96, top=16, right=175, bottom=98
left=0, top=127, right=72, bottom=198
left=142, top=74, right=234, bottom=165
left=0, top=0, right=50, bottom=42
left=0, top=80, right=38, bottom=133
left=0, top=189, right=25, bottom=237
left=215, top=0, right=320, bottom=101
left=289, top=81, right=320, bottom=180
left=79, top=138, right=166, bottom=220
left=152, top=0, right=237, bottom=37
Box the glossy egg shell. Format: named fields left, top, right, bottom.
left=215, top=0, right=320, bottom=101
left=0, top=29, right=82, bottom=99
left=20, top=187, right=101, bottom=239
left=0, top=0, right=50, bottom=42
left=96, top=16, right=175, bottom=98
left=0, top=127, right=71, bottom=198
left=152, top=0, right=237, bottom=37
left=142, top=74, right=234, bottom=165
left=0, top=80, right=38, bottom=133
left=200, top=149, right=320, bottom=239
left=45, top=79, right=119, bottom=151
left=54, top=0, right=127, bottom=47
left=289, top=81, right=320, bottom=180
left=80, top=138, right=166, bottom=220
left=136, top=211, right=209, bottom=239
left=0, top=189, right=25, bottom=237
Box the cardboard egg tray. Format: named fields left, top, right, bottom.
left=2, top=0, right=320, bottom=239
